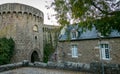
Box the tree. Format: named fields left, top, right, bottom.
left=0, top=37, right=15, bottom=65
left=51, top=0, right=120, bottom=35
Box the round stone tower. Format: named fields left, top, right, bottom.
left=0, top=3, right=43, bottom=63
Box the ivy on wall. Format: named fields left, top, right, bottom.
left=43, top=27, right=60, bottom=63
left=43, top=31, right=55, bottom=63
left=0, top=37, right=15, bottom=65
left=43, top=43, right=54, bottom=63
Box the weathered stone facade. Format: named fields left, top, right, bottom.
left=57, top=38, right=120, bottom=64
left=58, top=25, right=120, bottom=64
left=43, top=24, right=60, bottom=48
left=0, top=3, right=44, bottom=62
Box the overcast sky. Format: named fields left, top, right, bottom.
left=0, top=0, right=58, bottom=25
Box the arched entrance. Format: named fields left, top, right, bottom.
left=31, top=51, right=39, bottom=63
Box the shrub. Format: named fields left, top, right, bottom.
left=0, top=37, right=15, bottom=65
left=43, top=43, right=53, bottom=63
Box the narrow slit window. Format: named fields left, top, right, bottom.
left=35, top=36, right=37, bottom=40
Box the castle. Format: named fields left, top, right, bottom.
left=0, top=3, right=120, bottom=74
left=0, top=3, right=120, bottom=65
left=0, top=3, right=59, bottom=63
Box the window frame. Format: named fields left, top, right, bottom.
left=71, top=45, right=78, bottom=58
left=71, top=29, right=78, bottom=39
left=99, top=43, right=110, bottom=60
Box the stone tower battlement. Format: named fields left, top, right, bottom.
left=0, top=3, right=44, bottom=19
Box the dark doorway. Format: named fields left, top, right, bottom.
left=31, top=51, right=39, bottom=63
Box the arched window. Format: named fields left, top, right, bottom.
left=33, top=25, right=38, bottom=32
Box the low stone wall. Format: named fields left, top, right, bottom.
left=0, top=62, right=23, bottom=72
left=0, top=60, right=91, bottom=73
left=1, top=61, right=119, bottom=74
left=32, top=61, right=90, bottom=72
left=90, top=62, right=120, bottom=74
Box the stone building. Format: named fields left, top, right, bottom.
left=0, top=3, right=44, bottom=63
left=43, top=24, right=60, bottom=48
left=57, top=25, right=120, bottom=64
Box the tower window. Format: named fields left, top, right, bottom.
left=33, top=25, right=38, bottom=32
left=35, top=36, right=37, bottom=40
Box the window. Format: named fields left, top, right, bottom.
left=71, top=45, right=78, bottom=58
left=71, top=31, right=78, bottom=39
left=100, top=43, right=110, bottom=60
left=33, top=25, right=38, bottom=32
left=35, top=36, right=37, bottom=40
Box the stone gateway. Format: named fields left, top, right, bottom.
left=0, top=3, right=44, bottom=62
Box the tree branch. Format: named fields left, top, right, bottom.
left=91, top=2, right=108, bottom=15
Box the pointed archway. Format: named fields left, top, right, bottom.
left=31, top=51, right=39, bottom=63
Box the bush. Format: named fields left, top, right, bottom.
left=0, top=37, right=15, bottom=65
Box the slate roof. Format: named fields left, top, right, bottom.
left=59, top=25, right=120, bottom=41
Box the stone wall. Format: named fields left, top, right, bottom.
left=43, top=24, right=60, bottom=48
left=0, top=3, right=43, bottom=63
left=0, top=61, right=119, bottom=74
left=57, top=38, right=120, bottom=64
left=0, top=61, right=91, bottom=74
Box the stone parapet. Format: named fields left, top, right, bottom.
left=0, top=3, right=43, bottom=19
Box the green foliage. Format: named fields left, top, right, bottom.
left=52, top=0, right=120, bottom=36
left=94, top=12, right=120, bottom=36
left=43, top=43, right=54, bottom=63
left=0, top=37, right=15, bottom=65
left=43, top=27, right=60, bottom=63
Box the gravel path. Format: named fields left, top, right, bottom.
left=0, top=67, right=81, bottom=74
